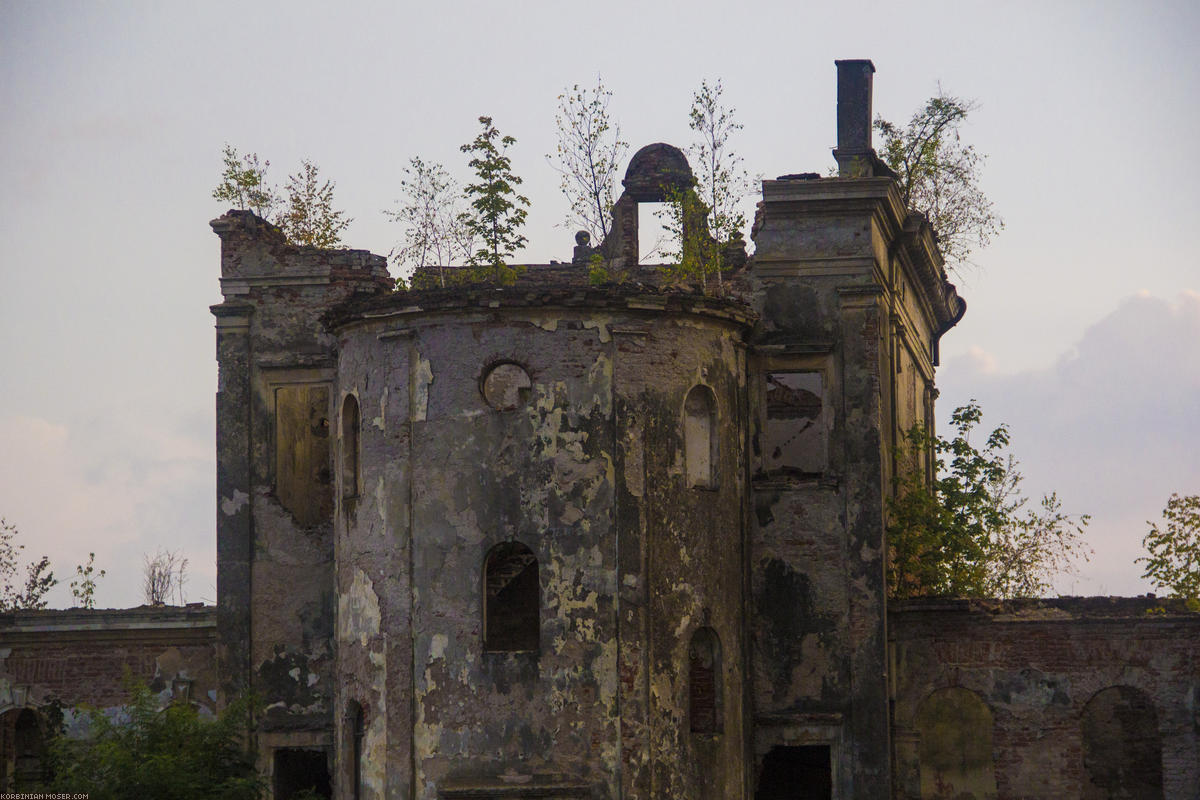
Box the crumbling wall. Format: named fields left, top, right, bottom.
left=0, top=606, right=217, bottom=789
left=890, top=598, right=1200, bottom=799
left=331, top=288, right=752, bottom=799
left=210, top=210, right=392, bottom=786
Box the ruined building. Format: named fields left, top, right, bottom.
left=2, top=61, right=1198, bottom=799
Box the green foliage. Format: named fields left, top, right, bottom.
left=874, top=92, right=1003, bottom=274
left=0, top=517, right=57, bottom=611
left=386, top=157, right=475, bottom=288
left=657, top=185, right=722, bottom=290
left=70, top=552, right=105, bottom=609
left=657, top=80, right=750, bottom=291
left=550, top=77, right=627, bottom=245
left=281, top=160, right=352, bottom=248
left=47, top=681, right=262, bottom=800
left=888, top=402, right=1091, bottom=598
left=212, top=144, right=279, bottom=219
left=688, top=79, right=750, bottom=254
left=1138, top=493, right=1200, bottom=600
left=461, top=116, right=530, bottom=284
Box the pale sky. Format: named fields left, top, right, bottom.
left=1, top=0, right=1197, bottom=607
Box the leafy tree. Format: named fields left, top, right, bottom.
left=658, top=80, right=750, bottom=290
left=874, top=92, right=1003, bottom=274
left=1138, top=493, right=1200, bottom=601
left=70, top=552, right=105, bottom=609
left=888, top=402, right=1091, bottom=598
left=550, top=77, right=627, bottom=245
left=0, top=517, right=57, bottom=611
left=46, top=681, right=262, bottom=800
left=689, top=79, right=750, bottom=252
left=386, top=157, right=474, bottom=288
left=212, top=144, right=279, bottom=219
left=461, top=116, right=530, bottom=284
left=281, top=159, right=352, bottom=247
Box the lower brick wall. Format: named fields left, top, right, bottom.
left=889, top=597, right=1200, bottom=800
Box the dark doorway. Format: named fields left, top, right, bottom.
left=755, top=745, right=832, bottom=800
left=274, top=748, right=332, bottom=799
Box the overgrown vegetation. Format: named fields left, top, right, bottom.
left=70, top=552, right=105, bottom=609
left=46, top=681, right=262, bottom=800
left=1139, top=493, right=1200, bottom=602
left=213, top=145, right=351, bottom=247
left=460, top=116, right=530, bottom=284
left=1, top=517, right=56, bottom=611
left=143, top=548, right=188, bottom=606
left=874, top=92, right=1003, bottom=274
left=887, top=402, right=1091, bottom=598
left=549, top=77, right=627, bottom=246
left=386, top=156, right=474, bottom=288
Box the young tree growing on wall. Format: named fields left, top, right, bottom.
left=0, top=517, right=56, bottom=611
left=874, top=92, right=1003, bottom=274
left=70, top=552, right=105, bottom=609
left=461, top=116, right=530, bottom=284
left=549, top=77, right=627, bottom=246
left=281, top=159, right=353, bottom=248
left=1138, top=493, right=1200, bottom=602
left=887, top=402, right=1091, bottom=598
left=659, top=80, right=751, bottom=291
left=386, top=157, right=474, bottom=288
left=211, top=144, right=279, bottom=219
left=143, top=549, right=187, bottom=606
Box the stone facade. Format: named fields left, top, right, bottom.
left=2, top=60, right=1197, bottom=799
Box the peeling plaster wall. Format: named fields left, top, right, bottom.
left=890, top=599, right=1200, bottom=800
left=333, top=296, right=751, bottom=799
left=210, top=210, right=392, bottom=775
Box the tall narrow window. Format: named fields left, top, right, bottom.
left=483, top=542, right=539, bottom=652
left=348, top=701, right=364, bottom=800
left=689, top=626, right=723, bottom=734
left=685, top=385, right=717, bottom=488
left=341, top=394, right=360, bottom=500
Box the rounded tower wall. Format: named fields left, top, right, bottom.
left=329, top=289, right=752, bottom=798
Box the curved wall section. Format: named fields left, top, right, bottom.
left=330, top=289, right=752, bottom=799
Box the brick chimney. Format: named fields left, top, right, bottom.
left=833, top=59, right=876, bottom=177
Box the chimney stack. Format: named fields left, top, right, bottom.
left=833, top=59, right=876, bottom=177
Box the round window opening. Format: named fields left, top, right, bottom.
left=482, top=363, right=531, bottom=411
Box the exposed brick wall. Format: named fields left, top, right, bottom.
left=890, top=598, right=1200, bottom=800
left=0, top=605, right=217, bottom=711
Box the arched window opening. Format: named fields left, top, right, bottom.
left=3, top=708, right=47, bottom=791
left=1081, top=686, right=1163, bottom=800
left=341, top=394, right=360, bottom=500
left=348, top=701, right=364, bottom=800
left=689, top=626, right=723, bottom=734
left=914, top=687, right=998, bottom=800
left=483, top=542, right=539, bottom=652
left=685, top=385, right=717, bottom=489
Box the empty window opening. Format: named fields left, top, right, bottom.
left=914, top=687, right=998, bottom=800
left=483, top=541, right=539, bottom=652
left=348, top=701, right=365, bottom=800
left=685, top=385, right=717, bottom=488
left=689, top=626, right=723, bottom=734
left=341, top=394, right=360, bottom=500
left=1081, top=686, right=1163, bottom=800
left=274, top=748, right=331, bottom=800
left=755, top=745, right=832, bottom=800
left=2, top=709, right=47, bottom=790
left=639, top=202, right=678, bottom=264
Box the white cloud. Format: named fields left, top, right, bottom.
left=938, top=292, right=1200, bottom=596
left=0, top=413, right=214, bottom=608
